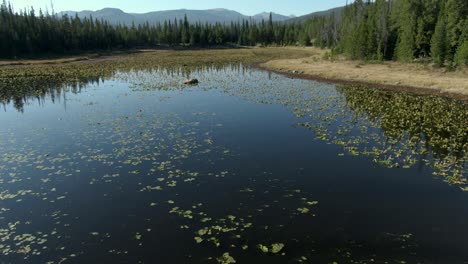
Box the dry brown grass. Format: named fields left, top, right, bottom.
left=261, top=47, right=468, bottom=96
left=0, top=47, right=315, bottom=67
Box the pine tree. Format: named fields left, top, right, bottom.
left=454, top=20, right=468, bottom=66
left=299, top=31, right=311, bottom=46
left=181, top=14, right=190, bottom=44
left=445, top=0, right=468, bottom=61
left=431, top=12, right=448, bottom=67
left=454, top=41, right=468, bottom=66
left=413, top=0, right=440, bottom=58
left=395, top=1, right=416, bottom=62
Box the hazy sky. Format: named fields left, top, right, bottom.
left=10, top=0, right=350, bottom=16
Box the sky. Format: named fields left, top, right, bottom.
left=9, top=0, right=349, bottom=16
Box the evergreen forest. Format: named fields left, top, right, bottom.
left=1, top=0, right=467, bottom=67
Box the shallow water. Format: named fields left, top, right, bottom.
left=0, top=65, right=467, bottom=263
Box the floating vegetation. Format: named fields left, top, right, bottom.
left=258, top=243, right=285, bottom=254
left=191, top=65, right=467, bottom=188
left=0, top=48, right=314, bottom=112
left=258, top=244, right=269, bottom=253
left=216, top=252, right=236, bottom=264
left=336, top=86, right=467, bottom=186
left=297, top=207, right=310, bottom=214
left=0, top=57, right=467, bottom=263
left=270, top=243, right=285, bottom=254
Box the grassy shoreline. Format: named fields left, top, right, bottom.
left=1, top=47, right=467, bottom=100
left=259, top=48, right=468, bottom=100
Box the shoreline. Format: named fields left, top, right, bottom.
left=1, top=47, right=467, bottom=101
left=259, top=51, right=468, bottom=101
left=0, top=45, right=246, bottom=67
left=256, top=63, right=468, bottom=101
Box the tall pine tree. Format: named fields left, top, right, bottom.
left=431, top=9, right=448, bottom=66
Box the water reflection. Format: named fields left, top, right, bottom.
left=0, top=64, right=249, bottom=112
left=1, top=65, right=466, bottom=185
left=337, top=86, right=467, bottom=184
left=0, top=64, right=467, bottom=263
left=0, top=78, right=101, bottom=112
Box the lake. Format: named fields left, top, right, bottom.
left=0, top=64, right=467, bottom=263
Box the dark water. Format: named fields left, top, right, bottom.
left=0, top=65, right=467, bottom=264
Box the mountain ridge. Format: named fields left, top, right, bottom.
left=286, top=6, right=345, bottom=23
left=59, top=8, right=296, bottom=25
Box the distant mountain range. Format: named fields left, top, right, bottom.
left=59, top=8, right=295, bottom=25
left=286, top=6, right=344, bottom=23
left=59, top=6, right=343, bottom=26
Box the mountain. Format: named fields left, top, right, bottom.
left=136, top=9, right=247, bottom=24
left=252, top=12, right=294, bottom=22
left=62, top=8, right=136, bottom=25
left=59, top=8, right=294, bottom=26
left=285, top=6, right=345, bottom=23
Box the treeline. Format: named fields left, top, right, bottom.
left=2, top=0, right=467, bottom=67
left=304, top=0, right=468, bottom=67
left=0, top=1, right=308, bottom=58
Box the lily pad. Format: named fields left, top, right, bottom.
left=270, top=243, right=285, bottom=254
left=258, top=244, right=269, bottom=253
left=217, top=252, right=236, bottom=264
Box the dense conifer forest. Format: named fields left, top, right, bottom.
left=1, top=0, right=467, bottom=67
left=304, top=0, right=468, bottom=67
left=0, top=0, right=305, bottom=57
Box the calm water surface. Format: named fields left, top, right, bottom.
left=0, top=65, right=467, bottom=263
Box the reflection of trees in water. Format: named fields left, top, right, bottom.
left=0, top=76, right=104, bottom=112
left=0, top=63, right=245, bottom=112
left=1, top=65, right=466, bottom=185
left=338, top=86, right=467, bottom=158
left=155, top=63, right=246, bottom=79
left=337, top=86, right=467, bottom=184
